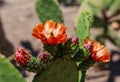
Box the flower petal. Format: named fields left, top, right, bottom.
left=32, top=23, right=44, bottom=38
left=99, top=52, right=111, bottom=62
left=96, top=47, right=107, bottom=58
left=92, top=41, right=104, bottom=52
left=44, top=20, right=56, bottom=29
left=57, top=23, right=66, bottom=34
left=56, top=34, right=67, bottom=43
left=47, top=36, right=57, bottom=44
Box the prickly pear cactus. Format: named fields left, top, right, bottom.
left=0, top=54, right=26, bottom=82
left=35, top=0, right=63, bottom=23
left=14, top=0, right=111, bottom=82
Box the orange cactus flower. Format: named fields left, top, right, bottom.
left=32, top=20, right=67, bottom=44
left=84, top=38, right=110, bottom=62
left=91, top=41, right=110, bottom=62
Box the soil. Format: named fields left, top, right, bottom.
left=0, top=0, right=120, bottom=82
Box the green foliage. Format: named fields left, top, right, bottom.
left=0, top=55, right=26, bottom=82
left=109, top=0, right=120, bottom=14
left=35, top=0, right=63, bottom=23
left=79, top=0, right=113, bottom=13
left=87, top=2, right=101, bottom=17
left=75, top=11, right=93, bottom=46
left=86, top=0, right=120, bottom=19
left=115, top=38, right=120, bottom=48
left=101, top=0, right=113, bottom=10
left=33, top=58, right=78, bottom=82
left=79, top=0, right=113, bottom=18
left=88, top=0, right=113, bottom=10
left=108, top=27, right=120, bottom=48
left=77, top=0, right=83, bottom=3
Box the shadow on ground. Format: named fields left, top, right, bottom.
left=107, top=50, right=120, bottom=82
left=0, top=16, right=14, bottom=57
left=0, top=16, right=28, bottom=77
left=21, top=40, right=39, bottom=57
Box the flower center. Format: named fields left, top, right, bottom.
left=42, top=25, right=61, bottom=38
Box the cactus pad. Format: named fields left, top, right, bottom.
left=33, top=58, right=78, bottom=82
left=35, top=0, right=63, bottom=23
left=0, top=55, right=26, bottom=82
left=75, top=11, right=93, bottom=46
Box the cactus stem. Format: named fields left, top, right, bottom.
left=78, top=70, right=86, bottom=82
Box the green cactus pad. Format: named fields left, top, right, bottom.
left=0, top=55, right=26, bottom=82
left=77, top=0, right=83, bottom=3
left=108, top=26, right=120, bottom=48
left=88, top=0, right=113, bottom=10
left=75, top=11, right=93, bottom=46
left=32, top=58, right=78, bottom=82
left=109, top=0, right=120, bottom=14
left=35, top=0, right=63, bottom=23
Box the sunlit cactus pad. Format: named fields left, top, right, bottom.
left=0, top=55, right=26, bottom=82
left=35, top=0, right=63, bottom=23
left=33, top=58, right=78, bottom=82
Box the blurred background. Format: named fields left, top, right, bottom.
left=0, top=0, right=120, bottom=82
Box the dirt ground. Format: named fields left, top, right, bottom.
left=0, top=0, right=120, bottom=82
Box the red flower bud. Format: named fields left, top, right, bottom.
left=14, top=47, right=30, bottom=66
left=39, top=52, right=50, bottom=62
left=71, top=36, right=78, bottom=44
